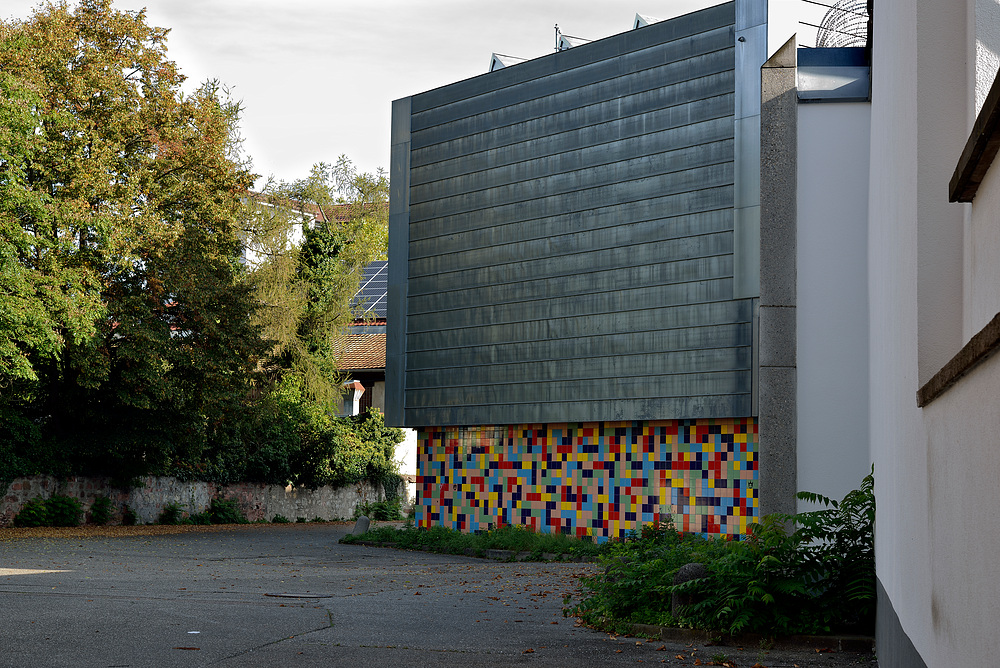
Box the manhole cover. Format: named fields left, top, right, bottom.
left=264, top=593, right=333, bottom=598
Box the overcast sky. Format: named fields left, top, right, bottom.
left=3, top=1, right=824, bottom=186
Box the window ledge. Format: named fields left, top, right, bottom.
left=918, top=312, right=1000, bottom=406
left=950, top=66, right=1000, bottom=202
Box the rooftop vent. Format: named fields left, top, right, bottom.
left=554, top=24, right=591, bottom=51
left=633, top=13, right=663, bottom=29
left=489, top=53, right=528, bottom=72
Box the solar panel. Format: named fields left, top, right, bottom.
left=352, top=260, right=388, bottom=319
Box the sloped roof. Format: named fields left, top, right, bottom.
left=352, top=260, right=388, bottom=319
left=336, top=332, right=386, bottom=371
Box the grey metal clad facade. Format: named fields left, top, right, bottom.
left=388, top=2, right=754, bottom=427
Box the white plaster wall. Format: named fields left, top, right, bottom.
left=868, top=0, right=931, bottom=663
left=397, top=427, right=419, bottom=503
left=965, top=165, right=1000, bottom=335
left=796, top=102, right=872, bottom=510
left=921, top=354, right=1000, bottom=662
left=976, top=0, right=1000, bottom=114
left=868, top=0, right=995, bottom=665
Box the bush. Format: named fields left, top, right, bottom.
left=13, top=495, right=84, bottom=528
left=13, top=497, right=50, bottom=527
left=121, top=505, right=138, bottom=525
left=357, top=499, right=403, bottom=521
left=89, top=496, right=112, bottom=525
left=568, top=471, right=876, bottom=637
left=45, top=495, right=83, bottom=527
left=187, top=511, right=212, bottom=525
left=158, top=502, right=184, bottom=525
left=208, top=497, right=246, bottom=524
left=341, top=522, right=604, bottom=562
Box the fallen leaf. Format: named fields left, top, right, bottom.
left=523, top=648, right=535, bottom=654
left=655, top=645, right=666, bottom=651
left=173, top=647, right=200, bottom=651
left=676, top=655, right=685, bottom=660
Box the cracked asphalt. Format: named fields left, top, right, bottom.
left=0, top=523, right=877, bottom=667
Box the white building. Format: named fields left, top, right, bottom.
left=866, top=0, right=1000, bottom=665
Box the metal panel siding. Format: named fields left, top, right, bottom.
left=405, top=300, right=752, bottom=353
left=399, top=6, right=750, bottom=426
left=408, top=3, right=736, bottom=115
left=409, top=39, right=735, bottom=145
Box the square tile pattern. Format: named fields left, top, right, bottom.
left=415, top=418, right=758, bottom=541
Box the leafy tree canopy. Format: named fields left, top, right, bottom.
left=0, top=0, right=399, bottom=490
left=0, top=0, right=265, bottom=479
left=245, top=156, right=389, bottom=405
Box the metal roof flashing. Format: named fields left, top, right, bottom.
left=797, top=47, right=870, bottom=102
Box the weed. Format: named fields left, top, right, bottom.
left=296, top=517, right=306, bottom=523
left=158, top=502, right=184, bottom=525
left=567, top=471, right=876, bottom=637
left=271, top=514, right=291, bottom=523
left=187, top=511, right=212, bottom=525
left=309, top=516, right=325, bottom=523
left=89, top=496, right=112, bottom=525
left=357, top=499, right=402, bottom=521
left=121, top=505, right=138, bottom=526
left=341, top=522, right=603, bottom=561
left=208, top=497, right=246, bottom=524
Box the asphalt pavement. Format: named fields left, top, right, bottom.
left=0, top=523, right=877, bottom=667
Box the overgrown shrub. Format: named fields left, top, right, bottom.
left=13, top=497, right=49, bottom=527
left=45, top=495, right=83, bottom=527
left=208, top=497, right=246, bottom=524
left=89, top=496, right=112, bottom=525
left=13, top=495, right=84, bottom=527
left=158, top=502, right=184, bottom=525
left=121, top=505, right=138, bottom=525
left=568, top=471, right=876, bottom=637
left=357, top=499, right=402, bottom=521
left=187, top=511, right=212, bottom=525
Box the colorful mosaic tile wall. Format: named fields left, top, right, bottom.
left=415, top=418, right=758, bottom=541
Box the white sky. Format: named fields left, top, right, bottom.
left=3, top=1, right=826, bottom=185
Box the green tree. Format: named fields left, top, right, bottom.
left=0, top=0, right=265, bottom=480
left=246, top=156, right=388, bottom=406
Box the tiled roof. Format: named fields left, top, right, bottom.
left=335, top=332, right=386, bottom=371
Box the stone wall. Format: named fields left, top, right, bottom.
left=1, top=475, right=405, bottom=527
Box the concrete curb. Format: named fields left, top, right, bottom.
left=630, top=623, right=875, bottom=652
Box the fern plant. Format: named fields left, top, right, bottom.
left=665, top=469, right=875, bottom=635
